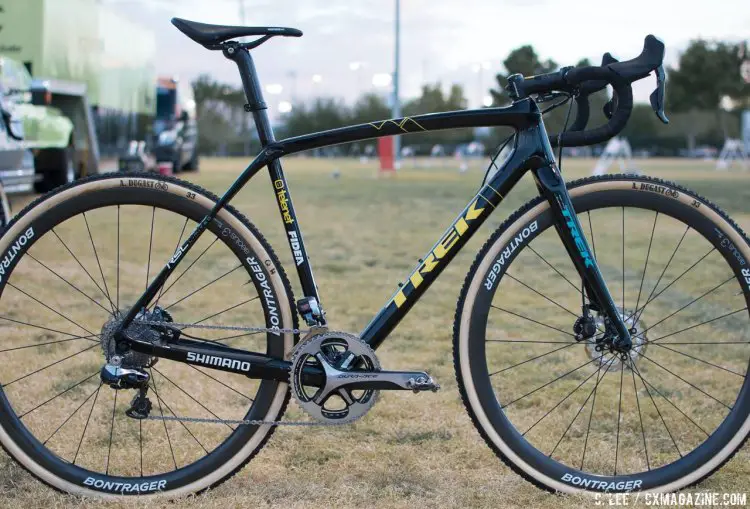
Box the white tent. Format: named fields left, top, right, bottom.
left=592, top=137, right=635, bottom=175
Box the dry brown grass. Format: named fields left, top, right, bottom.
left=0, top=156, right=748, bottom=508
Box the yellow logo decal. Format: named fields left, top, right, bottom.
left=368, top=117, right=427, bottom=133
left=274, top=179, right=294, bottom=224
left=393, top=199, right=485, bottom=307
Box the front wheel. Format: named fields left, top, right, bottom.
left=0, top=173, right=297, bottom=497
left=455, top=175, right=750, bottom=493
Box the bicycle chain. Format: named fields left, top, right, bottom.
left=133, top=319, right=361, bottom=427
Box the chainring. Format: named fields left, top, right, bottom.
left=289, top=331, right=380, bottom=424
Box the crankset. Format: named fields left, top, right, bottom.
left=290, top=331, right=439, bottom=424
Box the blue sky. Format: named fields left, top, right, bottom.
left=112, top=0, right=749, bottom=116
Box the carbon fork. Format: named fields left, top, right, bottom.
left=533, top=164, right=633, bottom=350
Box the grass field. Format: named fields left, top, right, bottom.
left=0, top=156, right=748, bottom=508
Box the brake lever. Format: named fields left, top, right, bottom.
left=650, top=64, right=669, bottom=124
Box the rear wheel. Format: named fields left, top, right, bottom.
left=0, top=173, right=297, bottom=497
left=455, top=175, right=750, bottom=493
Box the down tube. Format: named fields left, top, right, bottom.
left=360, top=160, right=530, bottom=349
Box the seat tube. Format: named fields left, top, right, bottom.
left=227, top=47, right=324, bottom=323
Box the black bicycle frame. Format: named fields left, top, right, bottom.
left=119, top=47, right=631, bottom=383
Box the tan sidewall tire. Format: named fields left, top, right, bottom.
left=456, top=177, right=750, bottom=494
left=0, top=175, right=295, bottom=499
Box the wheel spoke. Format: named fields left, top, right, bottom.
left=629, top=363, right=687, bottom=457
left=0, top=315, right=98, bottom=343
left=628, top=225, right=690, bottom=322
left=145, top=206, right=156, bottom=292
left=8, top=282, right=95, bottom=336
left=522, top=352, right=608, bottom=436
left=638, top=275, right=735, bottom=338
left=0, top=334, right=98, bottom=354
left=157, top=238, right=219, bottom=302
left=527, top=245, right=583, bottom=298
left=116, top=205, right=120, bottom=312
left=633, top=212, right=658, bottom=315
left=631, top=361, right=709, bottom=437
left=645, top=304, right=745, bottom=344
left=82, top=212, right=115, bottom=314
left=631, top=360, right=650, bottom=471
left=154, top=217, right=190, bottom=307
left=51, top=229, right=117, bottom=313
left=19, top=372, right=99, bottom=418
left=73, top=382, right=103, bottom=464
left=634, top=245, right=715, bottom=324
left=191, top=296, right=259, bottom=327
left=649, top=342, right=745, bottom=377
left=26, top=252, right=111, bottom=315
left=164, top=264, right=244, bottom=311
left=43, top=383, right=101, bottom=445
left=149, top=368, right=179, bottom=470
left=502, top=356, right=604, bottom=409
left=622, top=206, right=625, bottom=311
left=187, top=364, right=255, bottom=402
left=153, top=367, right=235, bottom=430
left=587, top=211, right=597, bottom=260
left=580, top=353, right=613, bottom=470
left=150, top=369, right=210, bottom=455
left=490, top=305, right=576, bottom=338
left=106, top=390, right=117, bottom=475
left=549, top=355, right=615, bottom=459
left=489, top=341, right=584, bottom=377
left=505, top=272, right=578, bottom=318
left=633, top=349, right=732, bottom=409
left=486, top=339, right=578, bottom=344
left=4, top=343, right=99, bottom=387
left=615, top=361, right=624, bottom=475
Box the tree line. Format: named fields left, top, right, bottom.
left=192, top=38, right=749, bottom=157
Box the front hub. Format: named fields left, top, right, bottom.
left=584, top=308, right=647, bottom=371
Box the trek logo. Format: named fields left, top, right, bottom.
left=393, top=199, right=485, bottom=307
left=0, top=226, right=34, bottom=283
left=288, top=231, right=304, bottom=265
left=187, top=351, right=251, bottom=372
left=560, top=205, right=594, bottom=269
left=274, top=179, right=294, bottom=224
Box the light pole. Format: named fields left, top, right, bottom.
left=392, top=0, right=401, bottom=163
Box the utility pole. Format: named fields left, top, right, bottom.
left=238, top=0, right=246, bottom=25
left=392, top=0, right=401, bottom=164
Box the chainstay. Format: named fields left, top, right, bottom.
left=135, top=319, right=354, bottom=426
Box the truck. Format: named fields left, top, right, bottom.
left=119, top=77, right=199, bottom=173
left=0, top=56, right=98, bottom=192
left=0, top=0, right=156, bottom=193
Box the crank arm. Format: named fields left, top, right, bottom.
left=337, top=370, right=441, bottom=392
left=312, top=351, right=440, bottom=405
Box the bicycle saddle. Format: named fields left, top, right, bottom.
left=172, top=17, right=302, bottom=48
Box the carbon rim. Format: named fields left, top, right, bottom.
left=458, top=177, right=750, bottom=492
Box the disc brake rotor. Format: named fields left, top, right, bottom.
left=290, top=331, right=380, bottom=424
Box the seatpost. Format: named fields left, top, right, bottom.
left=223, top=44, right=276, bottom=145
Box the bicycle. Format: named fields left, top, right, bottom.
left=0, top=17, right=747, bottom=498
